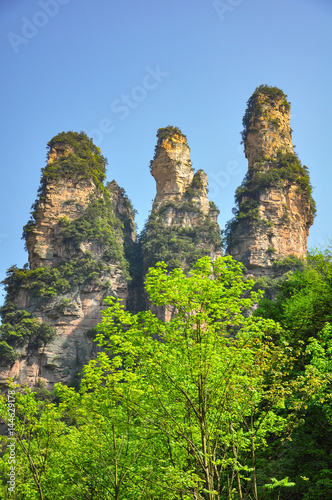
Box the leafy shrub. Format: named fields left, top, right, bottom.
left=44, top=131, right=107, bottom=185
left=141, top=209, right=222, bottom=273
left=0, top=305, right=55, bottom=349
left=0, top=341, right=16, bottom=365
left=55, top=298, right=74, bottom=314
left=1, top=250, right=131, bottom=305
left=61, top=198, right=122, bottom=246
left=272, top=255, right=305, bottom=272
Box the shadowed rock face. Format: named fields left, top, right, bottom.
left=226, top=86, right=315, bottom=276
left=0, top=276, right=126, bottom=389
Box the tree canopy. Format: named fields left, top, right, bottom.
left=0, top=255, right=329, bottom=499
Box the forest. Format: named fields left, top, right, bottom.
left=0, top=250, right=331, bottom=499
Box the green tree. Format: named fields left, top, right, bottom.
left=253, top=248, right=332, bottom=499
left=255, top=247, right=332, bottom=347
left=92, top=257, right=325, bottom=499
left=0, top=257, right=327, bottom=499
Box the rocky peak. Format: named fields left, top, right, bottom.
left=0, top=132, right=132, bottom=389
left=25, top=131, right=108, bottom=270
left=141, top=126, right=222, bottom=320
left=242, top=85, right=294, bottom=167
left=150, top=126, right=194, bottom=210
left=226, top=85, right=315, bottom=275
left=142, top=127, right=222, bottom=277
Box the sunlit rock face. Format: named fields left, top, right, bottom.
left=226, top=86, right=315, bottom=276
left=143, top=127, right=222, bottom=320
left=1, top=133, right=134, bottom=390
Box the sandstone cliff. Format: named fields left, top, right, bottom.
left=140, top=127, right=222, bottom=322
left=0, top=94, right=316, bottom=387
left=0, top=132, right=135, bottom=389
left=226, top=86, right=315, bottom=275
left=142, top=127, right=222, bottom=274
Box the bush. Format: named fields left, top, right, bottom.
left=141, top=207, right=222, bottom=273
left=0, top=341, right=16, bottom=365
left=44, top=131, right=107, bottom=185
left=0, top=306, right=56, bottom=350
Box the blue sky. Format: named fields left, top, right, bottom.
left=1, top=0, right=332, bottom=305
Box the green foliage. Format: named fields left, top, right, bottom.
left=141, top=211, right=222, bottom=272
left=272, top=254, right=306, bottom=272
left=255, top=248, right=332, bottom=347
left=1, top=257, right=327, bottom=499
left=55, top=298, right=74, bottom=314
left=0, top=304, right=55, bottom=349
left=2, top=265, right=70, bottom=299
left=60, top=197, right=129, bottom=273
left=22, top=218, right=36, bottom=239
left=0, top=341, right=16, bottom=365
left=209, top=200, right=218, bottom=211
left=241, top=84, right=290, bottom=144
left=1, top=250, right=130, bottom=312
left=251, top=248, right=332, bottom=499
left=44, top=131, right=107, bottom=186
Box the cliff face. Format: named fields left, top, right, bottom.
left=26, top=179, right=96, bottom=270
left=142, top=127, right=222, bottom=272
left=226, top=86, right=315, bottom=275
left=151, top=130, right=194, bottom=210
left=244, top=90, right=294, bottom=167
left=0, top=132, right=134, bottom=389
left=141, top=127, right=222, bottom=320
left=0, top=95, right=316, bottom=387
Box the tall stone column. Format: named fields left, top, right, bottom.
left=226, top=86, right=315, bottom=275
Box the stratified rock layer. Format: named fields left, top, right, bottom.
left=226, top=86, right=315, bottom=275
